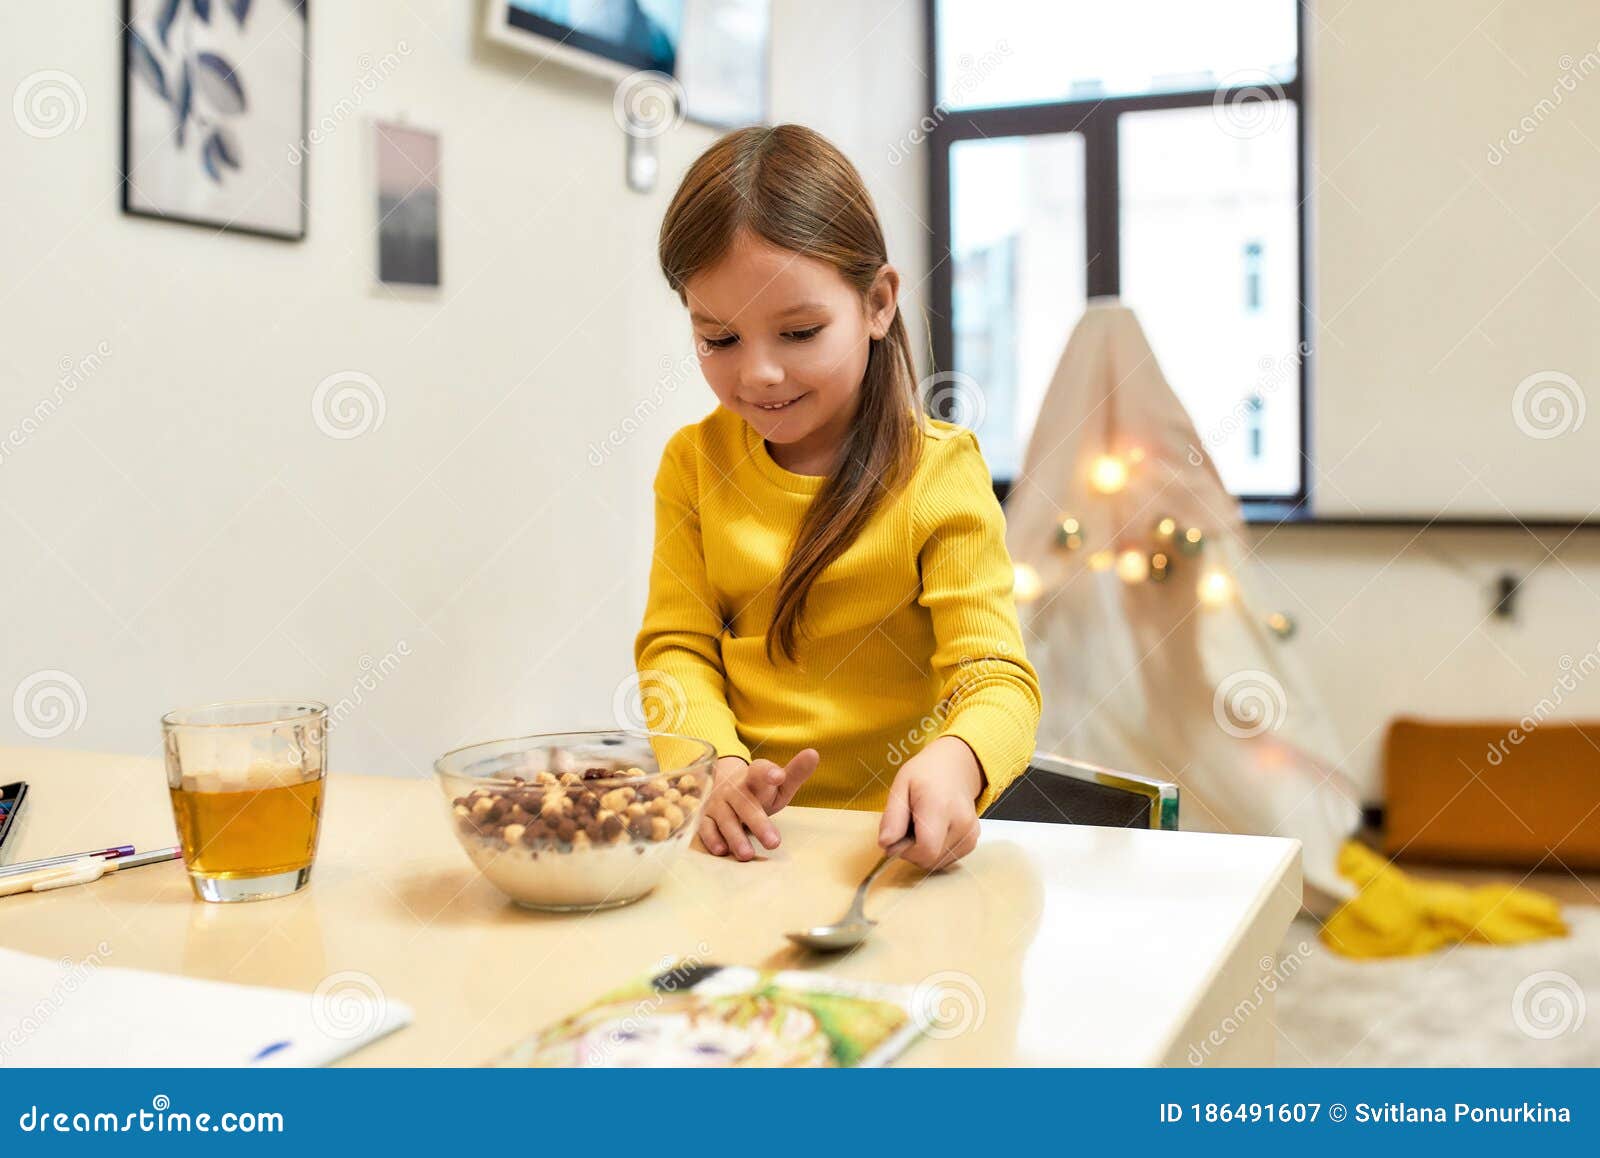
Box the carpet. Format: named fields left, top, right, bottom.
left=1272, top=909, right=1598, bottom=1066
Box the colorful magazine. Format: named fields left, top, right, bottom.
left=492, top=960, right=927, bottom=1067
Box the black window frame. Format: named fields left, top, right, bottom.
left=924, top=1, right=1311, bottom=510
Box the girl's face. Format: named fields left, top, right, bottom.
left=684, top=229, right=899, bottom=466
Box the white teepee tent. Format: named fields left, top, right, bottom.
left=1005, top=300, right=1361, bottom=902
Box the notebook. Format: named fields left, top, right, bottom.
left=492, top=959, right=929, bottom=1067
left=0, top=948, right=411, bottom=1067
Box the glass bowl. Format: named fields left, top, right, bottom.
left=434, top=730, right=715, bottom=912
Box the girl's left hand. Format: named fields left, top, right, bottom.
left=877, top=735, right=985, bottom=871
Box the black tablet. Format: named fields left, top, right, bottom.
left=0, top=781, right=28, bottom=866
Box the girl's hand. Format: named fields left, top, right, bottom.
left=698, top=748, right=820, bottom=860
left=878, top=736, right=984, bottom=871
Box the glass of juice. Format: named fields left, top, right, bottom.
left=161, top=700, right=328, bottom=903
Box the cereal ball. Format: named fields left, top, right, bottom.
left=599, top=787, right=635, bottom=813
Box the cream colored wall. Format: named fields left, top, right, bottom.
left=1309, top=0, right=1600, bottom=520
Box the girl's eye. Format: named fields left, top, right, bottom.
left=700, top=335, right=738, bottom=351
left=784, top=326, right=823, bottom=342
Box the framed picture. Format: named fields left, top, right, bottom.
left=484, top=0, right=767, bottom=131
left=121, top=0, right=310, bottom=241
left=679, top=0, right=769, bottom=129
left=483, top=0, right=684, bottom=82
left=374, top=121, right=441, bottom=289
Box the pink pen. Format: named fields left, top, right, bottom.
left=0, top=844, right=137, bottom=880
left=0, top=846, right=182, bottom=898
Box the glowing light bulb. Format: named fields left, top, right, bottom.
left=1012, top=562, right=1043, bottom=603
left=1115, top=549, right=1150, bottom=584
left=1089, top=455, right=1129, bottom=494
left=1054, top=516, right=1083, bottom=551
left=1197, top=570, right=1234, bottom=606
left=1087, top=549, right=1114, bottom=572
left=1155, top=516, right=1177, bottom=539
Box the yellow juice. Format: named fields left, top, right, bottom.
left=169, top=776, right=324, bottom=879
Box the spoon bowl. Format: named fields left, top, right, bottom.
left=785, top=836, right=911, bottom=952
left=786, top=918, right=877, bottom=951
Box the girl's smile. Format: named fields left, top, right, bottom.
left=750, top=393, right=806, bottom=411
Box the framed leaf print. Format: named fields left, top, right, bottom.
left=121, top=0, right=310, bottom=240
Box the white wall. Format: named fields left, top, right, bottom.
left=1309, top=0, right=1600, bottom=519
left=5, top=0, right=1596, bottom=804
left=0, top=0, right=927, bottom=781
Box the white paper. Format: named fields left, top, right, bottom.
left=0, top=948, right=411, bottom=1067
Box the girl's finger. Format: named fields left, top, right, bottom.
left=910, top=809, right=949, bottom=870
left=713, top=805, right=755, bottom=861
left=698, top=814, right=726, bottom=856
left=748, top=761, right=785, bottom=809
left=770, top=748, right=819, bottom=812
left=729, top=789, right=781, bottom=850
left=878, top=780, right=912, bottom=847
left=704, top=798, right=745, bottom=857
left=936, top=820, right=978, bottom=871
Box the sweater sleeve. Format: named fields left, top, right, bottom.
left=914, top=432, right=1043, bottom=813
left=633, top=430, right=752, bottom=763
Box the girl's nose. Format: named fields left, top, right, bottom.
left=739, top=349, right=784, bottom=391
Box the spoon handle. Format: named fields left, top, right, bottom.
left=849, top=835, right=913, bottom=919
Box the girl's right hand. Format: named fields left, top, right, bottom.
left=698, top=749, right=819, bottom=860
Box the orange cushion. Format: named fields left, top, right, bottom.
left=1383, top=717, right=1600, bottom=870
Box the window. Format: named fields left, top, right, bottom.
left=927, top=2, right=1307, bottom=504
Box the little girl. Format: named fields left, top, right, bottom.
left=635, top=123, right=1041, bottom=871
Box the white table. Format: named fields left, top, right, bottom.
left=0, top=747, right=1302, bottom=1065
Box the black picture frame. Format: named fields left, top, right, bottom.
left=120, top=0, right=310, bottom=242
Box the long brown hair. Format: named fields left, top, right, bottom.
left=658, top=124, right=925, bottom=664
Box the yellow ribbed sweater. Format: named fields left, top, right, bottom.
left=634, top=405, right=1041, bottom=813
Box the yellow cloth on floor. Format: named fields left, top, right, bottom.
left=1319, top=840, right=1568, bottom=958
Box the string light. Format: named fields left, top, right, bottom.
left=1266, top=611, right=1297, bottom=639
left=1013, top=562, right=1043, bottom=604
left=1149, top=551, right=1171, bottom=582
left=1088, top=549, right=1114, bottom=572
left=1089, top=455, right=1129, bottom=494
left=1055, top=516, right=1083, bottom=551
left=1155, top=516, right=1177, bottom=540
left=1116, top=549, right=1150, bottom=584
left=1197, top=570, right=1234, bottom=606
left=1178, top=526, right=1205, bottom=555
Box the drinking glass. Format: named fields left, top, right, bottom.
left=161, top=700, right=328, bottom=903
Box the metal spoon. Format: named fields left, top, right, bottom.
left=786, top=836, right=914, bottom=951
